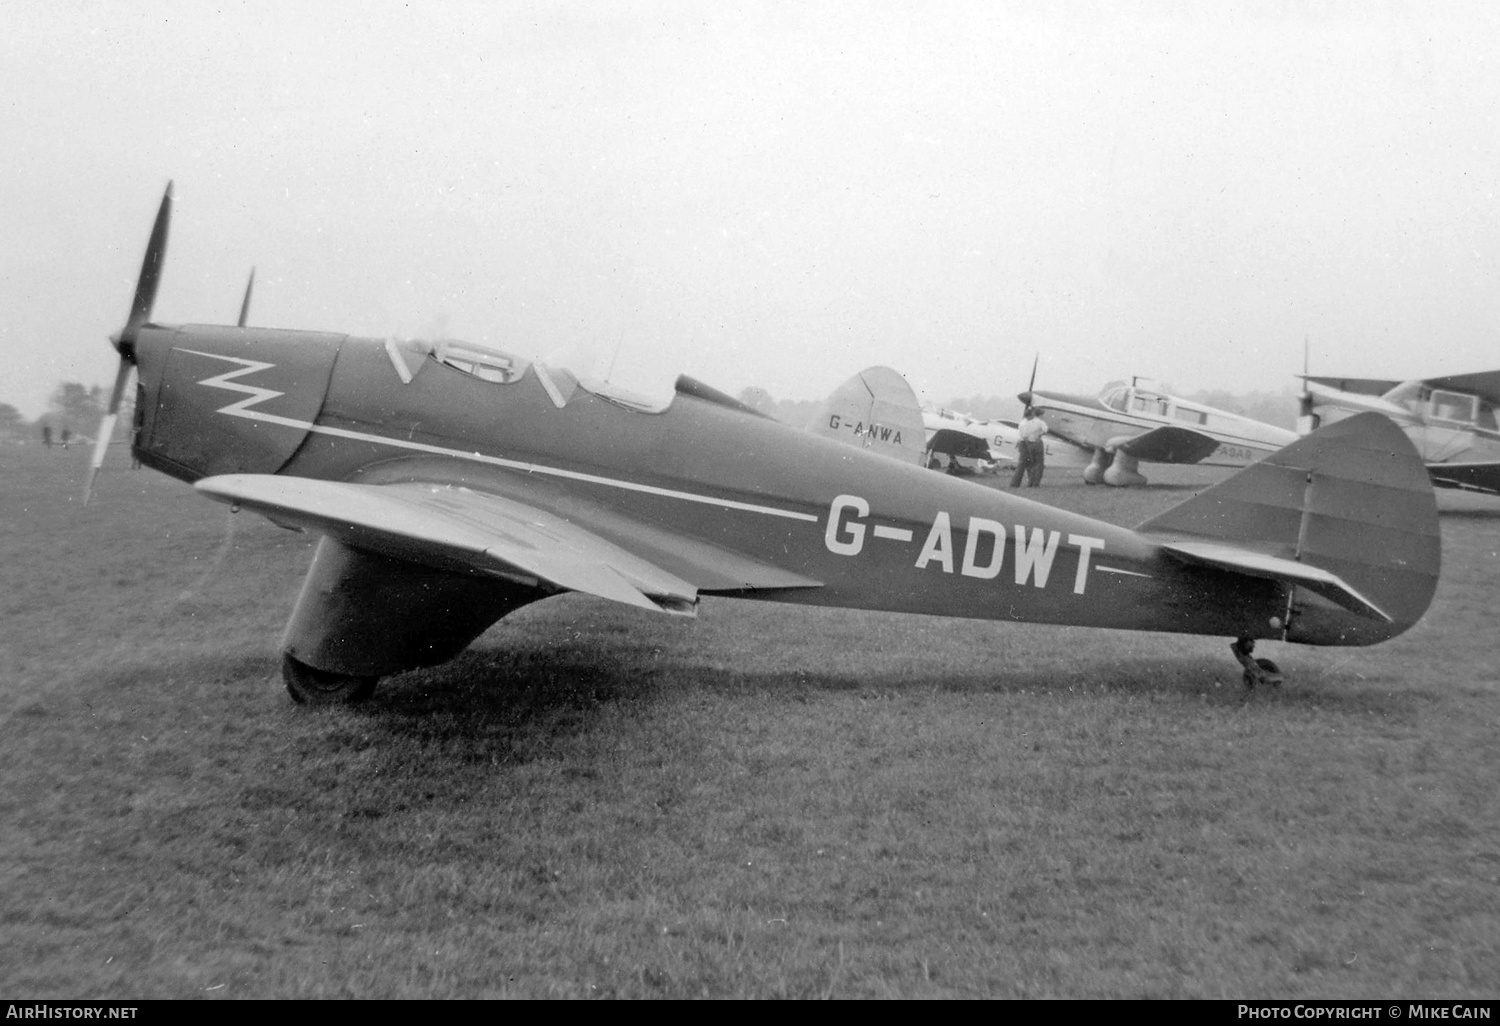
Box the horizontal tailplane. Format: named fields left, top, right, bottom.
left=1138, top=412, right=1440, bottom=643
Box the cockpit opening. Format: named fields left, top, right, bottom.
left=438, top=342, right=525, bottom=384
left=392, top=337, right=672, bottom=413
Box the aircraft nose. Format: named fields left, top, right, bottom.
left=1017, top=391, right=1033, bottom=406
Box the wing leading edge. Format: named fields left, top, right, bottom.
left=196, top=474, right=822, bottom=617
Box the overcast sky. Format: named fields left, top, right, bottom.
left=4, top=1, right=1499, bottom=418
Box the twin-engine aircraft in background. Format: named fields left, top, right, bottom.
left=88, top=183, right=1440, bottom=703
left=1299, top=371, right=1500, bottom=496
left=1017, top=376, right=1298, bottom=486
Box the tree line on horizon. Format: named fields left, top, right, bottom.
left=0, top=382, right=121, bottom=445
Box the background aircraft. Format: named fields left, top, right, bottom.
left=1018, top=376, right=1298, bottom=486
left=90, top=184, right=1440, bottom=702
left=806, top=365, right=927, bottom=467
left=807, top=372, right=1090, bottom=477
left=921, top=405, right=1092, bottom=476
left=1299, top=371, right=1500, bottom=495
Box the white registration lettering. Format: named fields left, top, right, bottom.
left=1069, top=534, right=1106, bottom=593
left=1014, top=526, right=1061, bottom=587
left=961, top=518, right=1005, bottom=579
left=825, top=494, right=869, bottom=555
left=915, top=511, right=955, bottom=572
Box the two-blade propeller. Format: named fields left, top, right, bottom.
left=238, top=267, right=255, bottom=328
left=1017, top=353, right=1039, bottom=408
left=84, top=182, right=173, bottom=504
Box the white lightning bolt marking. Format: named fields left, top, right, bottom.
left=178, top=349, right=286, bottom=416
left=169, top=347, right=818, bottom=523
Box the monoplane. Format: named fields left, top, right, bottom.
left=922, top=405, right=1092, bottom=476
left=1016, top=376, right=1299, bottom=486
left=1299, top=371, right=1500, bottom=495
left=89, top=185, right=1441, bottom=701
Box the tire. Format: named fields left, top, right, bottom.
left=1242, top=657, right=1282, bottom=689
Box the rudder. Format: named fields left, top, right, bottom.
left=1138, top=412, right=1440, bottom=637
left=806, top=366, right=926, bottom=466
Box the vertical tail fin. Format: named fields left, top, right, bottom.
left=807, top=366, right=927, bottom=466
left=1138, top=412, right=1440, bottom=639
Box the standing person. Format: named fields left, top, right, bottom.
left=1010, top=407, right=1048, bottom=487
left=41, top=424, right=52, bottom=449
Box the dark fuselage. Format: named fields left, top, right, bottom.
left=128, top=325, right=1400, bottom=646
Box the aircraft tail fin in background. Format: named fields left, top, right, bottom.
left=1138, top=412, right=1440, bottom=638
left=807, top=366, right=926, bottom=466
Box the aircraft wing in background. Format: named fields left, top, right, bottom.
left=1109, top=425, right=1223, bottom=464
left=1426, top=462, right=1500, bottom=495
left=925, top=426, right=996, bottom=461
left=1420, top=370, right=1500, bottom=405
left=1301, top=381, right=1412, bottom=420
left=1300, top=375, right=1404, bottom=397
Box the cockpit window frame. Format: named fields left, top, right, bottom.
left=1429, top=389, right=1479, bottom=425
left=437, top=342, right=529, bottom=385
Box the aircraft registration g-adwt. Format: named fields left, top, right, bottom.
left=1300, top=371, right=1500, bottom=496
left=90, top=184, right=1440, bottom=702
left=1018, top=376, right=1299, bottom=486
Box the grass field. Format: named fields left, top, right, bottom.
left=2, top=444, right=1497, bottom=998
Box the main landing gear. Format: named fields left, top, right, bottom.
left=282, top=653, right=377, bottom=705
left=1231, top=637, right=1283, bottom=689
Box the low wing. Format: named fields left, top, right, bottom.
left=1428, top=461, right=1500, bottom=495
left=1109, top=425, right=1222, bottom=464
left=196, top=475, right=821, bottom=616
left=925, top=426, right=994, bottom=460
left=1155, top=539, right=1391, bottom=623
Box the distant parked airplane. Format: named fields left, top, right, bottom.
left=921, top=405, right=1091, bottom=475
left=1018, top=376, right=1298, bottom=486
left=1299, top=371, right=1500, bottom=496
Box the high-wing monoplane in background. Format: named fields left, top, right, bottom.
left=1299, top=371, right=1500, bottom=496
left=1017, top=376, right=1298, bottom=486
left=89, top=184, right=1441, bottom=702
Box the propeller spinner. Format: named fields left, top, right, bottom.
left=85, top=181, right=173, bottom=504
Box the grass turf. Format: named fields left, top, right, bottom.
left=2, top=445, right=1497, bottom=997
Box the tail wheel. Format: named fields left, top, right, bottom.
left=1231, top=638, right=1284, bottom=689
left=1242, top=657, right=1283, bottom=690
left=282, top=653, right=377, bottom=705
